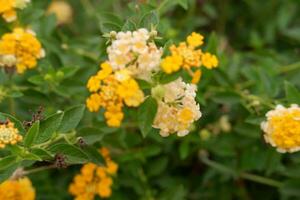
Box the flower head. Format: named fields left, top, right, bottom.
left=0, top=120, right=22, bottom=148
left=161, top=32, right=218, bottom=84
left=0, top=28, right=45, bottom=73
left=107, top=28, right=162, bottom=81
left=69, top=148, right=118, bottom=199
left=0, top=0, right=30, bottom=22
left=86, top=62, right=144, bottom=127
left=153, top=78, right=202, bottom=137
left=0, top=177, right=35, bottom=200
left=261, top=104, right=300, bottom=153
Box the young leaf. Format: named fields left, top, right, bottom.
left=24, top=121, right=40, bottom=148
left=35, top=111, right=64, bottom=144
left=58, top=105, right=85, bottom=133
left=284, top=81, right=300, bottom=104
left=47, top=143, right=89, bottom=164
left=138, top=97, right=158, bottom=138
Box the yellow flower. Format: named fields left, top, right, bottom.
left=161, top=32, right=218, bottom=83
left=261, top=104, right=300, bottom=153
left=0, top=0, right=30, bottom=22
left=191, top=69, right=202, bottom=84
left=187, top=32, right=204, bottom=47
left=86, top=93, right=102, bottom=112
left=69, top=148, right=118, bottom=199
left=161, top=55, right=183, bottom=74
left=0, top=177, right=35, bottom=200
left=201, top=52, right=218, bottom=69
left=47, top=0, right=73, bottom=25
left=0, top=120, right=22, bottom=148
left=86, top=62, right=144, bottom=127
left=0, top=28, right=44, bottom=73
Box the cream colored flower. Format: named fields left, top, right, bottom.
left=261, top=104, right=300, bottom=153
left=153, top=78, right=201, bottom=137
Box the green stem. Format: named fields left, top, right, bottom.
left=24, top=164, right=56, bottom=175
left=278, top=61, right=300, bottom=74
left=240, top=172, right=282, bottom=188
left=200, top=156, right=282, bottom=188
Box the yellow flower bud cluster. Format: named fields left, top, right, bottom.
left=0, top=177, right=35, bottom=200
left=69, top=148, right=118, bottom=200
left=261, top=104, right=300, bottom=153
left=86, top=62, right=144, bottom=127
left=0, top=28, right=45, bottom=73
left=0, top=120, right=22, bottom=148
left=153, top=78, right=202, bottom=137
left=161, top=32, right=218, bottom=84
left=0, top=0, right=30, bottom=22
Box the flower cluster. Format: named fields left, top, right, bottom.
left=0, top=0, right=30, bottom=22
left=0, top=177, right=35, bottom=200
left=161, top=32, right=218, bottom=84
left=69, top=148, right=118, bottom=200
left=107, top=28, right=162, bottom=81
left=152, top=78, right=202, bottom=137
left=0, top=120, right=22, bottom=148
left=261, top=104, right=300, bottom=153
left=86, top=62, right=144, bottom=127
left=0, top=28, right=45, bottom=73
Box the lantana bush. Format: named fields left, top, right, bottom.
left=0, top=0, right=300, bottom=199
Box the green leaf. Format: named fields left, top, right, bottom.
left=58, top=105, right=85, bottom=133
left=138, top=97, right=158, bottom=138
left=0, top=164, right=19, bottom=183
left=0, top=156, right=17, bottom=171
left=77, top=127, right=117, bottom=145
left=81, top=146, right=105, bottom=165
left=22, top=153, right=42, bottom=161
left=176, top=0, right=188, bottom=10
left=205, top=32, right=218, bottom=54
left=139, top=11, right=159, bottom=29
left=35, top=111, right=64, bottom=144
left=24, top=121, right=40, bottom=148
left=28, top=75, right=44, bottom=85
left=285, top=81, right=300, bottom=104
left=0, top=113, right=25, bottom=134
left=47, top=143, right=89, bottom=164
left=31, top=148, right=53, bottom=160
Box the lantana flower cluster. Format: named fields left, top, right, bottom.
left=161, top=32, right=218, bottom=84
left=153, top=78, right=202, bottom=137
left=0, top=177, right=35, bottom=200
left=107, top=28, right=162, bottom=81
left=86, top=62, right=144, bottom=127
left=261, top=104, right=300, bottom=153
left=86, top=28, right=216, bottom=137
left=0, top=28, right=45, bottom=74
left=69, top=148, right=118, bottom=200
left=0, top=0, right=30, bottom=22
left=0, top=120, right=22, bottom=148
